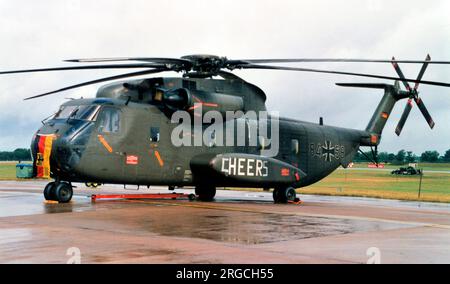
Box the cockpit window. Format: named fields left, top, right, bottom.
left=54, top=105, right=99, bottom=121
left=54, top=105, right=77, bottom=119
left=97, top=107, right=121, bottom=133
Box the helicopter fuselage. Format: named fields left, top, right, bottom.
left=31, top=75, right=388, bottom=201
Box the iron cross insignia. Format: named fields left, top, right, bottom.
left=322, top=141, right=335, bottom=162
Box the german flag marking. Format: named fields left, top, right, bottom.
left=35, top=135, right=55, bottom=179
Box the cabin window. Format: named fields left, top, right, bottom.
left=150, top=127, right=160, bottom=142
left=97, top=107, right=120, bottom=133
left=291, top=139, right=299, bottom=154
left=207, top=130, right=216, bottom=147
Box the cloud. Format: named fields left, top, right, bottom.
left=0, top=0, right=449, bottom=154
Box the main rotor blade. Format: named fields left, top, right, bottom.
left=232, top=58, right=450, bottom=65
left=414, top=54, right=431, bottom=91
left=395, top=100, right=414, bottom=136
left=336, top=83, right=391, bottom=89
left=0, top=64, right=166, bottom=75
left=65, top=57, right=192, bottom=66
left=415, top=97, right=435, bottom=129
left=24, top=68, right=168, bottom=100
left=239, top=64, right=450, bottom=88
left=391, top=57, right=411, bottom=91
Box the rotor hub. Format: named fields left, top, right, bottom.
left=181, top=54, right=227, bottom=77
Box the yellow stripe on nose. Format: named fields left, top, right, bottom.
left=154, top=150, right=164, bottom=167
left=97, top=135, right=113, bottom=153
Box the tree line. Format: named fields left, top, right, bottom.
left=0, top=149, right=32, bottom=161
left=1, top=148, right=450, bottom=164
left=354, top=149, right=450, bottom=164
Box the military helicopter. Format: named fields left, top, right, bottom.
left=1, top=54, right=449, bottom=203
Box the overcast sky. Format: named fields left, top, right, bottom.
left=0, top=0, right=449, bottom=154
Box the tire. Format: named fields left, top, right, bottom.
left=273, top=188, right=280, bottom=202
left=44, top=182, right=56, bottom=201
left=195, top=185, right=216, bottom=201
left=55, top=182, right=73, bottom=203
left=285, top=187, right=297, bottom=201
left=274, top=186, right=297, bottom=204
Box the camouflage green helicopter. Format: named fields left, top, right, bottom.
left=1, top=54, right=449, bottom=203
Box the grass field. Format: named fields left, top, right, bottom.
left=0, top=162, right=17, bottom=180
left=305, top=167, right=450, bottom=203
left=1, top=161, right=450, bottom=202
left=352, top=162, right=450, bottom=171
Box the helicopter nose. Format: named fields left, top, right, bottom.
left=52, top=139, right=83, bottom=174
left=31, top=132, right=84, bottom=179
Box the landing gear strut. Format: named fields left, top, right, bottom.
left=43, top=181, right=73, bottom=203
left=273, top=186, right=297, bottom=204
left=195, top=185, right=216, bottom=201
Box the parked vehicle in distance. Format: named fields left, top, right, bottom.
left=391, top=166, right=422, bottom=176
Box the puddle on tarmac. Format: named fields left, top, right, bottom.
left=0, top=229, right=32, bottom=245
left=139, top=211, right=410, bottom=244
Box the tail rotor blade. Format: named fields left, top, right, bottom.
left=414, top=54, right=431, bottom=91
left=395, top=99, right=414, bottom=136
left=391, top=57, right=412, bottom=91
left=415, top=97, right=435, bottom=129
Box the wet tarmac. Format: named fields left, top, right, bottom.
left=0, top=180, right=450, bottom=263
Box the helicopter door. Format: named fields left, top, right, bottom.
left=137, top=114, right=167, bottom=183
left=280, top=125, right=307, bottom=172
left=91, top=106, right=126, bottom=182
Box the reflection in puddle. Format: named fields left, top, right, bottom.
left=44, top=202, right=75, bottom=214
left=141, top=211, right=408, bottom=244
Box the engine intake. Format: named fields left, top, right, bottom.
left=154, top=88, right=245, bottom=116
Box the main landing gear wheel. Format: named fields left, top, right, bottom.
left=195, top=185, right=216, bottom=201
left=273, top=186, right=297, bottom=204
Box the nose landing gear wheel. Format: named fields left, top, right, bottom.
left=273, top=186, right=297, bottom=204
left=195, top=185, right=216, bottom=201
left=54, top=182, right=73, bottom=203
left=44, top=182, right=56, bottom=201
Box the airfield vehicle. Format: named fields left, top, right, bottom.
left=391, top=167, right=422, bottom=176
